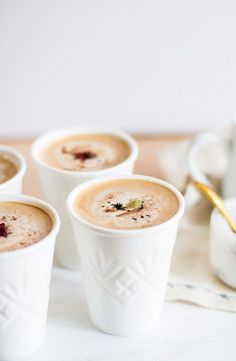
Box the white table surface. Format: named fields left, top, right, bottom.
left=5, top=138, right=235, bottom=361
left=20, top=262, right=236, bottom=361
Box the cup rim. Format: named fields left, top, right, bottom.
left=0, top=193, right=60, bottom=258
left=0, top=145, right=27, bottom=191
left=31, top=127, right=139, bottom=177
left=67, top=174, right=185, bottom=236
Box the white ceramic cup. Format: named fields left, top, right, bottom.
left=210, top=198, right=236, bottom=289
left=0, top=145, right=27, bottom=194
left=31, top=127, right=139, bottom=270
left=0, top=194, right=60, bottom=360
left=67, top=175, right=185, bottom=336
left=187, top=119, right=236, bottom=199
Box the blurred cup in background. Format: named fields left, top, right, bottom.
left=0, top=145, right=27, bottom=194
left=31, top=127, right=139, bottom=270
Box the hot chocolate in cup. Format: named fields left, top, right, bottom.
left=0, top=145, right=26, bottom=194
left=41, top=132, right=131, bottom=172
left=31, top=127, right=139, bottom=270
left=0, top=201, right=52, bottom=252
left=67, top=175, right=185, bottom=336
left=74, top=178, right=179, bottom=230
left=0, top=193, right=60, bottom=360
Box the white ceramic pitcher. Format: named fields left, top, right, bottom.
left=187, top=116, right=236, bottom=199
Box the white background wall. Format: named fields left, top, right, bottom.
left=1, top=0, right=236, bottom=137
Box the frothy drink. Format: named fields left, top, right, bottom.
left=0, top=202, right=52, bottom=252
left=0, top=155, right=18, bottom=184
left=41, top=133, right=131, bottom=172
left=74, top=179, right=179, bottom=230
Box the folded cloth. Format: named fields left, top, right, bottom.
left=158, top=141, right=236, bottom=312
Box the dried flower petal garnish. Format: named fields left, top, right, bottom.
left=62, top=147, right=96, bottom=161
left=116, top=199, right=144, bottom=217
left=102, top=197, right=145, bottom=217
left=112, top=203, right=126, bottom=210
left=125, top=199, right=144, bottom=211
left=0, top=222, right=9, bottom=238
left=73, top=151, right=96, bottom=161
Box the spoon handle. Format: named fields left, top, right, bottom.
left=193, top=180, right=236, bottom=233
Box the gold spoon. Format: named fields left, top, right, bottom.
left=193, top=180, right=236, bottom=233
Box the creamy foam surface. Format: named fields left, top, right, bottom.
left=74, top=179, right=179, bottom=230
left=41, top=133, right=131, bottom=172
left=0, top=155, right=18, bottom=185
left=0, top=202, right=52, bottom=252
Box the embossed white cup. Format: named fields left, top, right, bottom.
left=210, top=198, right=236, bottom=288
left=67, top=175, right=185, bottom=336
left=31, top=127, right=138, bottom=270
left=0, top=194, right=60, bottom=360
left=0, top=145, right=27, bottom=194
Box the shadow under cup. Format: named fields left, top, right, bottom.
left=0, top=194, right=60, bottom=361
left=31, top=128, right=139, bottom=270
left=67, top=175, right=185, bottom=336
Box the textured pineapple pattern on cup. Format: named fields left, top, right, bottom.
left=67, top=175, right=185, bottom=336
left=0, top=194, right=60, bottom=360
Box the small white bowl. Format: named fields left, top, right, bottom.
left=210, top=198, right=236, bottom=288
